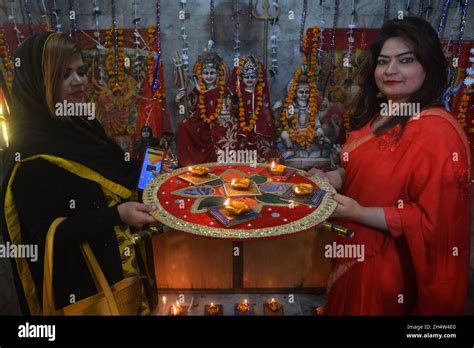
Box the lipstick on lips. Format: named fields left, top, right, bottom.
left=70, top=90, right=85, bottom=98
left=383, top=80, right=402, bottom=85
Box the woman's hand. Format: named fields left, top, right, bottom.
left=331, top=194, right=389, bottom=231
left=331, top=193, right=362, bottom=221
left=117, top=202, right=157, bottom=228
left=306, top=168, right=344, bottom=191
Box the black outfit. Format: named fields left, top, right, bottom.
left=0, top=32, right=140, bottom=314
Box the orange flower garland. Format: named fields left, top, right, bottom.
left=147, top=26, right=166, bottom=99
left=195, top=61, right=225, bottom=124
left=236, top=55, right=264, bottom=132
left=303, top=26, right=321, bottom=75
left=105, top=28, right=125, bottom=94
left=457, top=93, right=470, bottom=130
left=0, top=25, right=14, bottom=92
left=279, top=68, right=319, bottom=148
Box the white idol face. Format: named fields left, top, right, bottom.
left=242, top=73, right=258, bottom=89
left=296, top=84, right=310, bottom=103
left=202, top=67, right=218, bottom=86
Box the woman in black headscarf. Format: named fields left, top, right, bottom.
left=1, top=32, right=156, bottom=315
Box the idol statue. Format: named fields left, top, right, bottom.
left=276, top=66, right=333, bottom=169
left=229, top=54, right=277, bottom=162
left=175, top=49, right=238, bottom=166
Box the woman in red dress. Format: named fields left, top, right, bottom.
left=309, top=17, right=471, bottom=315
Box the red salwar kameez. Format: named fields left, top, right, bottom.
left=324, top=107, right=471, bottom=315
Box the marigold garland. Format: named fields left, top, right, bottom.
left=279, top=67, right=319, bottom=148
left=105, top=28, right=125, bottom=94
left=457, top=93, right=470, bottom=130
left=303, top=26, right=321, bottom=75
left=236, top=55, right=264, bottom=132
left=147, top=26, right=166, bottom=100
left=0, top=24, right=14, bottom=92
left=195, top=61, right=225, bottom=124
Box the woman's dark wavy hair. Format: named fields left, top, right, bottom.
left=351, top=17, right=447, bottom=135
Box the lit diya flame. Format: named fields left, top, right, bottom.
left=270, top=161, right=285, bottom=174
left=268, top=298, right=282, bottom=312
left=208, top=302, right=219, bottom=315
left=292, top=183, right=313, bottom=196
left=237, top=299, right=249, bottom=313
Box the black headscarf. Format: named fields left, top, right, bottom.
left=1, top=32, right=136, bottom=189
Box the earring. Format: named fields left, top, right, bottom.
left=376, top=91, right=385, bottom=98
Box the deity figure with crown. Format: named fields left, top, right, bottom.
left=229, top=55, right=277, bottom=162
left=275, top=65, right=334, bottom=170
left=175, top=50, right=238, bottom=166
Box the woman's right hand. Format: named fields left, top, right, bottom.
left=306, top=168, right=344, bottom=191
left=117, top=202, right=157, bottom=228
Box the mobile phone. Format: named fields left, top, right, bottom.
left=137, top=147, right=165, bottom=190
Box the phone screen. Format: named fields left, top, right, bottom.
left=137, top=147, right=165, bottom=190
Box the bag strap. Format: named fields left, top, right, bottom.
left=43, top=217, right=120, bottom=315
left=80, top=243, right=120, bottom=315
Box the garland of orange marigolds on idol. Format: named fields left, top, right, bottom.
left=105, top=28, right=125, bottom=94
left=195, top=61, right=226, bottom=124
left=280, top=67, right=319, bottom=148
left=237, top=55, right=264, bottom=132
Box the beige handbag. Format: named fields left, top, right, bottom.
left=42, top=217, right=142, bottom=315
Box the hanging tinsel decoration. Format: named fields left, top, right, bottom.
left=92, top=0, right=106, bottom=85
left=68, top=0, right=78, bottom=41
left=383, top=0, right=390, bottom=22
left=39, top=0, right=51, bottom=31
left=329, top=0, right=340, bottom=87
left=346, top=0, right=356, bottom=77
left=151, top=0, right=164, bottom=97
left=269, top=1, right=280, bottom=77
left=425, top=0, right=433, bottom=20
left=8, top=4, right=25, bottom=45
left=248, top=0, right=253, bottom=23
left=449, top=0, right=469, bottom=97
left=405, top=0, right=411, bottom=16
left=299, top=0, right=308, bottom=52
left=179, top=0, right=189, bottom=72
left=210, top=0, right=216, bottom=49
left=106, top=0, right=125, bottom=94
left=437, top=0, right=451, bottom=39
left=317, top=1, right=326, bottom=84
left=132, top=1, right=142, bottom=86
left=49, top=0, right=62, bottom=32
left=0, top=21, right=14, bottom=92
left=418, top=0, right=424, bottom=16
left=444, top=0, right=461, bottom=54
left=23, top=0, right=35, bottom=34
left=232, top=0, right=241, bottom=61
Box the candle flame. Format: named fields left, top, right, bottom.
left=210, top=302, right=214, bottom=306
left=231, top=178, right=235, bottom=185
left=172, top=304, right=177, bottom=315
left=188, top=166, right=192, bottom=171
left=162, top=296, right=166, bottom=303
left=295, top=187, right=300, bottom=193
left=271, top=161, right=275, bottom=168
left=244, top=299, right=248, bottom=304
left=224, top=198, right=230, bottom=206
left=271, top=298, right=275, bottom=302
